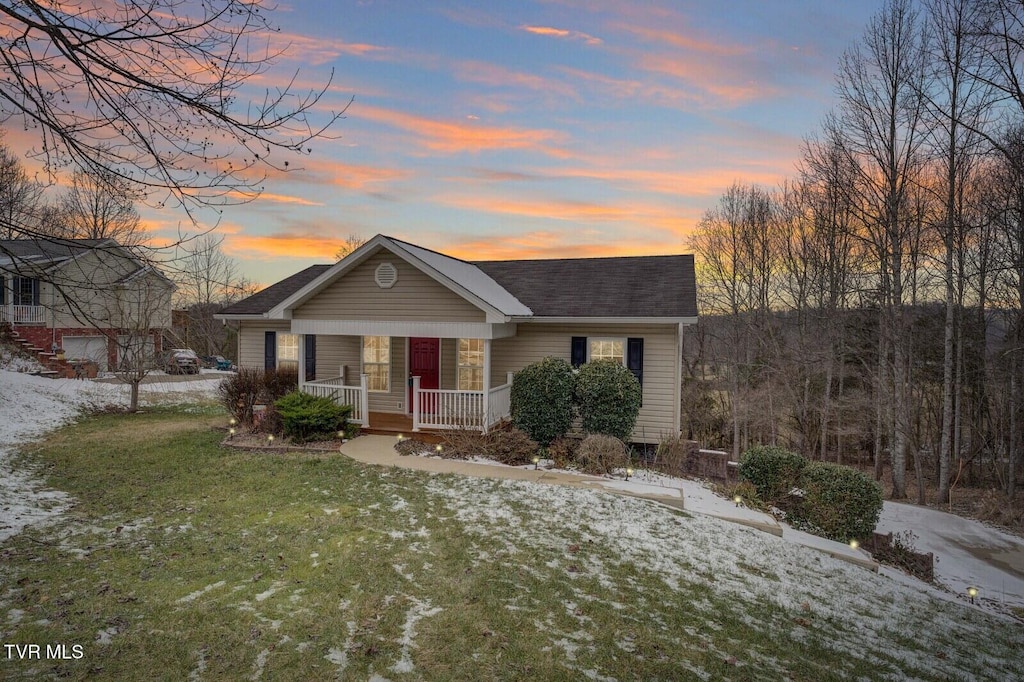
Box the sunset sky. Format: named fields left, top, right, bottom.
left=26, top=1, right=887, bottom=286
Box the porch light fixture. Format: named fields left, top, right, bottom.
left=626, top=467, right=634, bottom=481
left=532, top=455, right=539, bottom=470
left=967, top=586, right=978, bottom=604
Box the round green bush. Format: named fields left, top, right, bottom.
left=575, top=360, right=642, bottom=442
left=739, top=445, right=807, bottom=503
left=511, top=357, right=576, bottom=446
left=793, top=461, right=883, bottom=543
left=274, top=390, right=352, bottom=444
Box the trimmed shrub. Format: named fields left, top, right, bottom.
left=575, top=360, right=642, bottom=441
left=485, top=427, right=539, bottom=466
left=739, top=445, right=807, bottom=503
left=511, top=357, right=576, bottom=446
left=546, top=436, right=579, bottom=470
left=440, top=429, right=487, bottom=459
left=263, top=366, right=298, bottom=402
left=576, top=433, right=629, bottom=475
left=219, top=367, right=264, bottom=429
left=274, top=390, right=352, bottom=444
left=792, top=461, right=883, bottom=543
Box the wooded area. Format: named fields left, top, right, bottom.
left=687, top=0, right=1024, bottom=507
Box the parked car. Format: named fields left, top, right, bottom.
left=164, top=348, right=201, bottom=374
left=213, top=356, right=235, bottom=371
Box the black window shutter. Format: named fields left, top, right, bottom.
left=571, top=336, right=587, bottom=368
left=0, top=276, right=4, bottom=305
left=31, top=279, right=39, bottom=306
left=264, top=331, right=276, bottom=370
left=304, top=334, right=317, bottom=381
left=627, top=337, right=644, bottom=387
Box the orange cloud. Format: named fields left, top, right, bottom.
left=521, top=25, right=602, bottom=46
left=224, top=233, right=346, bottom=260
left=443, top=231, right=687, bottom=261
left=349, top=104, right=568, bottom=156
left=262, top=30, right=393, bottom=66
left=226, top=190, right=324, bottom=207
left=455, top=61, right=577, bottom=99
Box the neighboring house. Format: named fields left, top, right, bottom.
left=216, top=234, right=697, bottom=442
left=0, top=238, right=175, bottom=371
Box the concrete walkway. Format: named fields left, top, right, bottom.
left=340, top=435, right=686, bottom=511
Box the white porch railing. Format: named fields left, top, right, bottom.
left=0, top=304, right=45, bottom=324
left=301, top=374, right=370, bottom=427
left=412, top=372, right=513, bottom=433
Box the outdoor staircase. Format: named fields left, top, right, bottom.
left=3, top=328, right=76, bottom=379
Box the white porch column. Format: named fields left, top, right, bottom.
left=481, top=338, right=492, bottom=433
left=359, top=373, right=370, bottom=428
left=411, top=375, right=421, bottom=431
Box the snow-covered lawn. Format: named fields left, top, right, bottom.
left=417, top=448, right=1024, bottom=619
left=0, top=369, right=224, bottom=542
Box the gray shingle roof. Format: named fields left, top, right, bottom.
left=219, top=265, right=332, bottom=316
left=218, top=246, right=697, bottom=320
left=0, top=238, right=113, bottom=267
left=474, top=255, right=697, bottom=318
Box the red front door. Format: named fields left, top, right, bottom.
left=409, top=337, right=440, bottom=413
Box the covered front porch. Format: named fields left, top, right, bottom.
left=295, top=330, right=515, bottom=434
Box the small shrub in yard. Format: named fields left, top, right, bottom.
left=739, top=445, right=807, bottom=503
left=576, top=433, right=629, bottom=475
left=255, top=404, right=284, bottom=436
left=395, top=437, right=431, bottom=456
left=440, top=429, right=488, bottom=459
left=262, top=366, right=298, bottom=402
left=485, top=427, right=539, bottom=466
left=575, top=360, right=642, bottom=441
left=791, top=461, right=883, bottom=543
left=219, top=367, right=264, bottom=429
left=546, top=436, right=579, bottom=469
left=274, top=390, right=352, bottom=444
left=511, top=356, right=577, bottom=446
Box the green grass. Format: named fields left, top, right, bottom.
left=0, top=408, right=1020, bottom=680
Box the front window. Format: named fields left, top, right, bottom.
left=277, top=333, right=299, bottom=370
left=589, top=338, right=624, bottom=364
left=458, top=338, right=484, bottom=391
left=363, top=336, right=390, bottom=392
left=12, top=277, right=38, bottom=306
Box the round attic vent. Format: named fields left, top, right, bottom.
left=375, top=262, right=398, bottom=289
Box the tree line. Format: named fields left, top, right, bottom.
left=687, top=0, right=1024, bottom=503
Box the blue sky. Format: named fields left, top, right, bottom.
left=146, top=0, right=885, bottom=285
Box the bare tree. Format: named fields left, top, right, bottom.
left=172, top=234, right=253, bottom=356
left=0, top=141, right=44, bottom=239
left=834, top=0, right=930, bottom=499
left=0, top=1, right=343, bottom=236
left=334, top=233, right=366, bottom=261
left=58, top=168, right=143, bottom=247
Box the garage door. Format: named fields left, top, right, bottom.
left=63, top=336, right=109, bottom=371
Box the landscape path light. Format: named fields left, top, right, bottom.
left=625, top=467, right=634, bottom=481
left=967, top=586, right=978, bottom=604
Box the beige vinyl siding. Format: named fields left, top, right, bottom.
left=45, top=249, right=172, bottom=330
left=315, top=335, right=360, bottom=382
left=366, top=337, right=407, bottom=413
left=440, top=337, right=456, bottom=390
left=294, top=250, right=486, bottom=322
left=491, top=323, right=680, bottom=443
left=237, top=320, right=292, bottom=369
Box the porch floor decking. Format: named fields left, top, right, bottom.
left=362, top=412, right=444, bottom=443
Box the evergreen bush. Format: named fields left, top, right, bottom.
left=792, top=461, right=883, bottom=543
left=575, top=360, right=642, bottom=441
left=739, top=445, right=807, bottom=502
left=510, top=357, right=576, bottom=446
left=274, top=390, right=351, bottom=444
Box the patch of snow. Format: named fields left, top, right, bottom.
left=176, top=580, right=227, bottom=604
left=250, top=648, right=269, bottom=680
left=390, top=596, right=443, bottom=674
left=0, top=369, right=223, bottom=542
